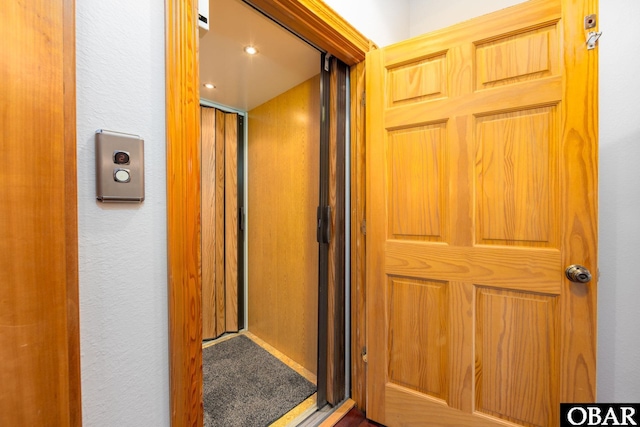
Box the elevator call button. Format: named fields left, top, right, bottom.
left=95, top=130, right=145, bottom=202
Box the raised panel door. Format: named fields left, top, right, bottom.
left=366, top=0, right=598, bottom=425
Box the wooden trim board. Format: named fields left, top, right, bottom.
left=349, top=60, right=367, bottom=411
left=63, top=0, right=82, bottom=424
left=165, top=0, right=203, bottom=425
left=244, top=331, right=317, bottom=385
left=318, top=399, right=357, bottom=427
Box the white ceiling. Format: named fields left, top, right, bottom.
left=199, top=0, right=321, bottom=112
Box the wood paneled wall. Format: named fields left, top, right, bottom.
left=201, top=107, right=240, bottom=339
left=248, top=75, right=321, bottom=375
left=201, top=107, right=217, bottom=339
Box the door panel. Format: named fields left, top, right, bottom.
left=476, top=106, right=559, bottom=247
left=201, top=106, right=240, bottom=340
left=224, top=113, right=239, bottom=332
left=475, top=287, right=558, bottom=425
left=366, top=0, right=598, bottom=425
left=248, top=75, right=320, bottom=375
left=201, top=107, right=217, bottom=339
left=215, top=109, right=227, bottom=335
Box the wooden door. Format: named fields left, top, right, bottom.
left=366, top=0, right=598, bottom=425
left=201, top=106, right=240, bottom=340
left=0, top=0, right=81, bottom=425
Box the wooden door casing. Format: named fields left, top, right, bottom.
left=0, top=0, right=81, bottom=425
left=366, top=0, right=598, bottom=425
left=350, top=60, right=368, bottom=410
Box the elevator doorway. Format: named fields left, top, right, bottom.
left=198, top=0, right=325, bottom=423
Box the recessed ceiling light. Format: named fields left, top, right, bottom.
left=203, top=83, right=215, bottom=89
left=244, top=46, right=258, bottom=55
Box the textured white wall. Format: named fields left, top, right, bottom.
left=408, top=0, right=526, bottom=37
left=322, top=0, right=410, bottom=48
left=76, top=0, right=169, bottom=425
left=597, top=0, right=640, bottom=401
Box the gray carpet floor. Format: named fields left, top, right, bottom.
left=203, top=335, right=316, bottom=427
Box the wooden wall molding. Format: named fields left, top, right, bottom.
left=166, top=0, right=370, bottom=424
left=165, top=0, right=203, bottom=425
left=245, top=0, right=370, bottom=66
left=349, top=61, right=367, bottom=411
left=64, top=0, right=82, bottom=424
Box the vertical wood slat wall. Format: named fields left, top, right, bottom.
left=201, top=106, right=239, bottom=340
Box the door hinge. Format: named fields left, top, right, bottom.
left=361, top=346, right=368, bottom=363
left=586, top=31, right=602, bottom=50
left=361, top=91, right=366, bottom=107
left=361, top=219, right=366, bottom=235
left=584, top=14, right=602, bottom=50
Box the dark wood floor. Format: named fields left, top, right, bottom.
left=335, top=407, right=385, bottom=427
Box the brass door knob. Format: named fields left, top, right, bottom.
left=565, top=265, right=592, bottom=283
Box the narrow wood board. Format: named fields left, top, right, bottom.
left=224, top=113, right=239, bottom=331
left=201, top=106, right=217, bottom=339
left=165, top=0, right=203, bottom=424
left=349, top=60, right=367, bottom=411
left=318, top=399, right=357, bottom=427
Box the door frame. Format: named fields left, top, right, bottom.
left=165, top=1, right=370, bottom=424
left=2, top=0, right=80, bottom=424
